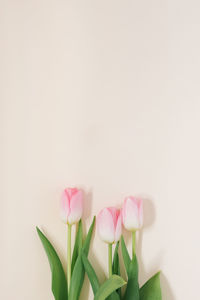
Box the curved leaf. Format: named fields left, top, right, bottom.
left=112, top=242, right=120, bottom=275
left=82, top=216, right=96, bottom=255
left=140, top=272, right=162, bottom=300
left=94, top=275, right=126, bottom=300
left=71, top=220, right=83, bottom=274
left=69, top=217, right=95, bottom=300
left=121, top=236, right=131, bottom=275
left=106, top=291, right=120, bottom=300
left=112, top=242, right=121, bottom=298
left=36, top=227, right=68, bottom=300
left=82, top=251, right=100, bottom=294
left=123, top=256, right=139, bottom=300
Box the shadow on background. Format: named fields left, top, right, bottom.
left=161, top=272, right=176, bottom=300
left=137, top=197, right=175, bottom=300
left=81, top=188, right=93, bottom=220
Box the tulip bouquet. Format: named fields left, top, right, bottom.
left=37, top=188, right=162, bottom=300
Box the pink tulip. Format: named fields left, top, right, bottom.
left=97, top=207, right=122, bottom=244
left=60, top=188, right=83, bottom=225
left=122, top=197, right=143, bottom=231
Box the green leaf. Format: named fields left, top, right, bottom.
left=81, top=251, right=100, bottom=295
left=140, top=272, right=162, bottom=300
left=36, top=227, right=68, bottom=300
left=121, top=236, right=131, bottom=274
left=111, top=242, right=121, bottom=299
left=106, top=292, right=120, bottom=300
left=112, top=242, right=120, bottom=275
left=82, top=216, right=96, bottom=255
left=69, top=217, right=95, bottom=300
left=71, top=220, right=83, bottom=274
left=94, top=275, right=126, bottom=300
left=123, top=256, right=139, bottom=300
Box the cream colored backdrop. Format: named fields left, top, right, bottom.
left=1, top=0, right=200, bottom=299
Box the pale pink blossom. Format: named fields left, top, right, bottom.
left=60, top=188, right=83, bottom=225
left=122, top=197, right=143, bottom=231
left=97, top=207, right=122, bottom=244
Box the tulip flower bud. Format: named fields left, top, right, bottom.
left=97, top=207, right=122, bottom=244
left=60, top=188, right=83, bottom=225
left=122, top=197, right=143, bottom=231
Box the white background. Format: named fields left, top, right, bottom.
left=1, top=1, right=200, bottom=299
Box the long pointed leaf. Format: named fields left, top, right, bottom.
left=36, top=227, right=68, bottom=300
left=112, top=242, right=120, bottom=275
left=82, top=216, right=96, bottom=255
left=111, top=242, right=121, bottom=299
left=123, top=256, right=139, bottom=300
left=121, top=236, right=131, bottom=274
left=69, top=217, right=95, bottom=300
left=106, top=291, right=120, bottom=300
left=71, top=220, right=83, bottom=274
left=82, top=251, right=100, bottom=295
left=94, top=275, right=126, bottom=300
left=139, top=272, right=162, bottom=300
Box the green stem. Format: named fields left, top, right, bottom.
left=108, top=243, right=112, bottom=277
left=132, top=231, right=136, bottom=259
left=67, top=224, right=72, bottom=291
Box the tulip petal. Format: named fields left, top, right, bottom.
left=107, top=207, right=118, bottom=228
left=97, top=208, right=115, bottom=244
left=68, top=190, right=83, bottom=224
left=122, top=197, right=140, bottom=231
left=107, top=207, right=122, bottom=242
left=66, top=187, right=78, bottom=199
left=138, top=199, right=143, bottom=227
left=60, top=191, right=70, bottom=223
left=115, top=210, right=122, bottom=242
